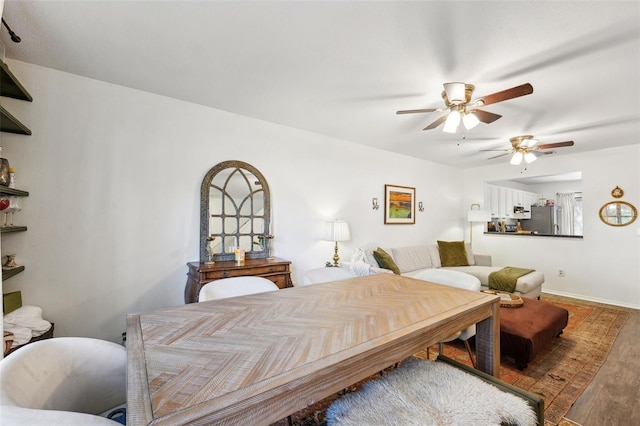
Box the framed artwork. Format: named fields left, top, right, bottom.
left=384, top=184, right=415, bottom=224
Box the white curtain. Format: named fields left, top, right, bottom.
left=556, top=193, right=576, bottom=235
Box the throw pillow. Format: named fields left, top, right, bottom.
left=437, top=240, right=470, bottom=267
left=372, top=247, right=400, bottom=275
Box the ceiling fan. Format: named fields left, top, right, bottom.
left=482, top=135, right=574, bottom=165
left=396, top=82, right=533, bottom=133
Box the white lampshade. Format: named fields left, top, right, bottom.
left=524, top=152, right=538, bottom=163
left=323, top=220, right=351, bottom=242
left=444, top=82, right=466, bottom=103
left=443, top=109, right=461, bottom=133
left=468, top=209, right=492, bottom=222
left=510, top=152, right=523, bottom=165
left=462, top=111, right=480, bottom=130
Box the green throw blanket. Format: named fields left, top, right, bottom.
left=488, top=267, right=534, bottom=293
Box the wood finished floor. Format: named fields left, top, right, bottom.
left=564, top=304, right=640, bottom=425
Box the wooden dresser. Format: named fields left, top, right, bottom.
left=185, top=257, right=292, bottom=303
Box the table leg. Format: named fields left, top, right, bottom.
left=475, top=300, right=500, bottom=377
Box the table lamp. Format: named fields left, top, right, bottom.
left=323, top=219, right=351, bottom=267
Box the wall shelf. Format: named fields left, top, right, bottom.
left=1, top=226, right=28, bottom=234
left=0, top=187, right=29, bottom=197
left=0, top=61, right=33, bottom=101
left=0, top=105, right=32, bottom=135
left=2, top=265, right=25, bottom=281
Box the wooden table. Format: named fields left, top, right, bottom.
left=127, top=274, right=500, bottom=426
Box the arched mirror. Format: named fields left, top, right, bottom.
left=200, top=161, right=270, bottom=262
left=599, top=200, right=637, bottom=227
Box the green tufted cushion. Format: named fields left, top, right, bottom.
left=373, top=247, right=401, bottom=275
left=437, top=241, right=470, bottom=267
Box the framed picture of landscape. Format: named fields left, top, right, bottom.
left=384, top=184, right=415, bottom=224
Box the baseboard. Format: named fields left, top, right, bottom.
left=542, top=290, right=640, bottom=310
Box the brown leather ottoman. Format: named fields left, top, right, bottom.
left=499, top=298, right=569, bottom=370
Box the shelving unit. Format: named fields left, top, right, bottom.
left=1, top=60, right=32, bottom=283
left=0, top=61, right=32, bottom=135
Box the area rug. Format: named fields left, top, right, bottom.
left=270, top=294, right=629, bottom=426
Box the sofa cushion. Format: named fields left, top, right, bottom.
left=428, top=245, right=441, bottom=268
left=372, top=248, right=400, bottom=275
left=437, top=241, right=469, bottom=267
left=390, top=245, right=433, bottom=274
left=464, top=242, right=476, bottom=266
left=412, top=269, right=481, bottom=292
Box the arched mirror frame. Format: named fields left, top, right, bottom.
left=200, top=160, right=271, bottom=262
left=598, top=200, right=637, bottom=227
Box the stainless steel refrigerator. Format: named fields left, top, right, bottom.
left=521, top=206, right=557, bottom=234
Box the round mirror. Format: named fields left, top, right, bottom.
left=599, top=200, right=637, bottom=227
left=200, top=161, right=270, bottom=262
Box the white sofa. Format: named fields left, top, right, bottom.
left=353, top=243, right=543, bottom=299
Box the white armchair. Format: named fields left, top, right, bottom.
left=198, top=276, right=279, bottom=301
left=0, top=337, right=126, bottom=425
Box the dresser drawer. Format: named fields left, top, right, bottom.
left=202, top=263, right=289, bottom=280
left=263, top=274, right=290, bottom=289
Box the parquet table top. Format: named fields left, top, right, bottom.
left=127, top=274, right=500, bottom=425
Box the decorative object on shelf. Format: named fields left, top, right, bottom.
left=599, top=200, right=637, bottom=227
left=323, top=219, right=351, bottom=267
left=467, top=204, right=491, bottom=245
left=265, top=234, right=274, bottom=259
left=8, top=167, right=15, bottom=188
left=3, top=196, right=20, bottom=226
left=0, top=146, right=10, bottom=186
left=372, top=198, right=379, bottom=210
left=205, top=235, right=216, bottom=265
left=611, top=186, right=624, bottom=198
left=418, top=201, right=424, bottom=212
left=2, top=254, right=19, bottom=269
left=384, top=184, right=416, bottom=224
left=234, top=247, right=245, bottom=264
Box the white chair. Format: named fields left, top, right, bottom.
left=301, top=267, right=355, bottom=285
left=0, top=337, right=126, bottom=425
left=198, top=276, right=279, bottom=301
left=413, top=269, right=482, bottom=367
left=197, top=276, right=290, bottom=425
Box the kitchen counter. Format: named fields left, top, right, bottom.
left=484, top=232, right=583, bottom=239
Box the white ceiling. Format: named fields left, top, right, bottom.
left=2, top=1, right=639, bottom=168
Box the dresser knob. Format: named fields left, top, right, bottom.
left=268, top=267, right=274, bottom=272
left=223, top=271, right=229, bottom=277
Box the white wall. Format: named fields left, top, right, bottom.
left=464, top=145, right=640, bottom=309
left=1, top=60, right=465, bottom=342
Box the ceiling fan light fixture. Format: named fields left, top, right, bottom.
left=443, top=109, right=461, bottom=133
left=510, top=152, right=523, bottom=165
left=462, top=111, right=480, bottom=130
left=443, top=82, right=466, bottom=104
left=524, top=152, right=538, bottom=163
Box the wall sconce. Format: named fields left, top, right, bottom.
left=418, top=202, right=424, bottom=212
left=372, top=198, right=379, bottom=210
